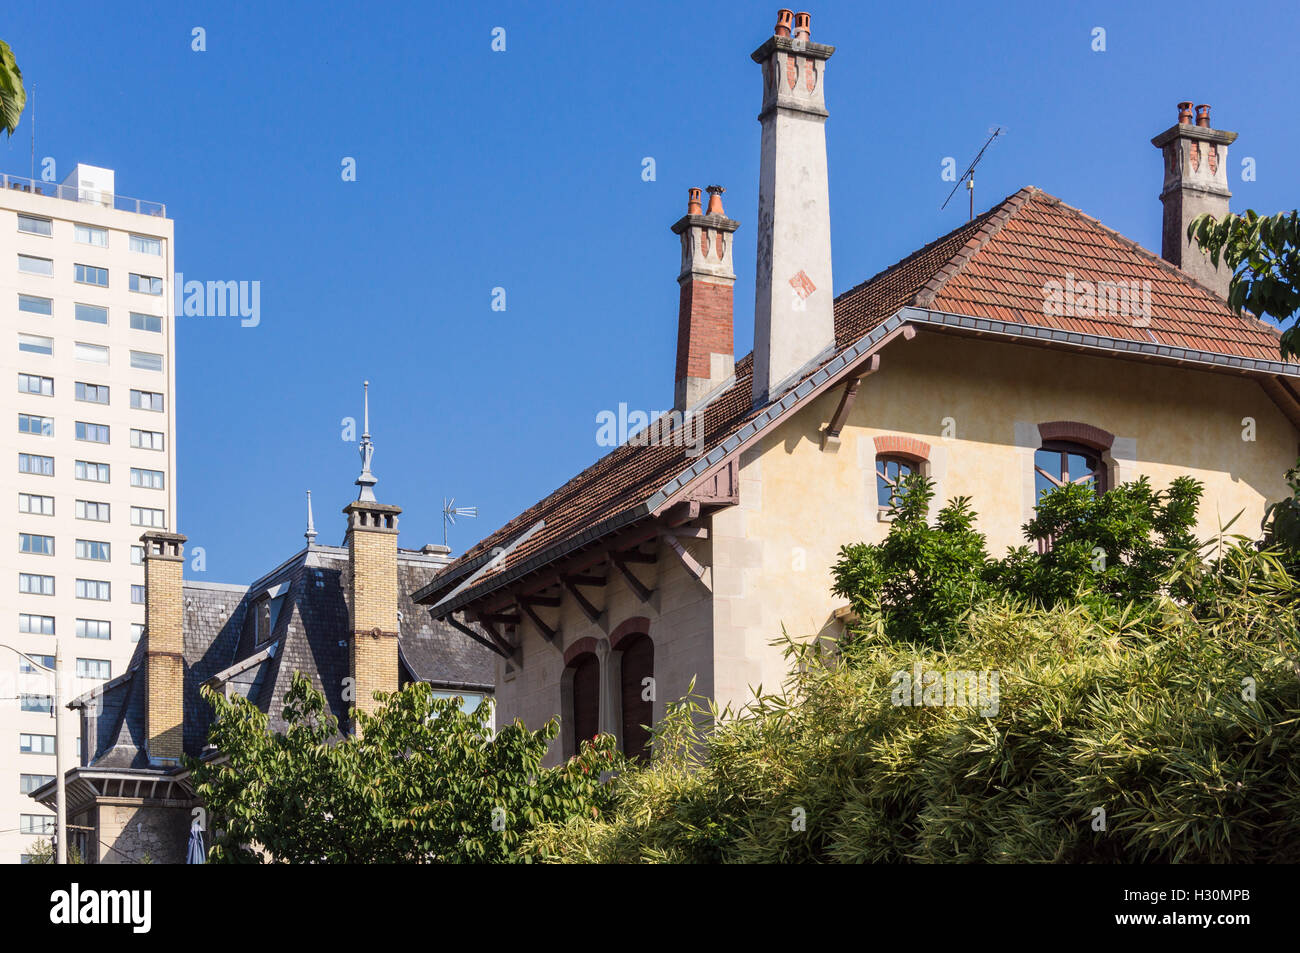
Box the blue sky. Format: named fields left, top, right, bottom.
left=4, top=0, right=1297, bottom=583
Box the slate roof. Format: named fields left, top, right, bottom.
left=418, top=187, right=1297, bottom=612
left=79, top=545, right=494, bottom=768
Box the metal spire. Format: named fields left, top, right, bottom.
left=305, top=490, right=317, bottom=543
left=355, top=380, right=377, bottom=502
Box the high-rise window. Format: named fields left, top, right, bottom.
left=130, top=429, right=165, bottom=450
left=19, top=735, right=56, bottom=755
left=75, top=579, right=111, bottom=601
left=130, top=390, right=164, bottom=411
left=20, top=694, right=53, bottom=713
left=76, top=658, right=111, bottom=680
left=74, top=263, right=108, bottom=286
left=131, top=506, right=166, bottom=528
left=18, top=534, right=54, bottom=556
left=130, top=351, right=163, bottom=372
left=75, top=461, right=111, bottom=483
left=130, top=468, right=165, bottom=490
left=18, top=254, right=53, bottom=276
left=75, top=540, right=111, bottom=562
left=75, top=382, right=110, bottom=404
left=76, top=619, right=111, bottom=639
left=17, top=214, right=52, bottom=236
left=18, top=334, right=53, bottom=355
left=130, top=623, right=145, bottom=642
left=18, top=653, right=54, bottom=673
left=74, top=303, right=108, bottom=325
left=75, top=421, right=110, bottom=444
left=129, top=235, right=161, bottom=255
left=18, top=294, right=52, bottom=315
left=19, top=573, right=55, bottom=596
left=18, top=614, right=54, bottom=635
left=18, top=414, right=53, bottom=437
left=129, top=312, right=162, bottom=333
left=75, top=500, right=110, bottom=522
left=131, top=584, right=146, bottom=604
left=18, top=453, right=54, bottom=476
left=18, top=494, right=54, bottom=516
left=20, top=774, right=54, bottom=795
left=20, top=815, right=56, bottom=834
left=74, top=343, right=109, bottom=364
left=18, top=374, right=53, bottom=396
left=129, top=274, right=162, bottom=295
left=74, top=224, right=108, bottom=246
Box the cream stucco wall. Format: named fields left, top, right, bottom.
left=710, top=330, right=1297, bottom=714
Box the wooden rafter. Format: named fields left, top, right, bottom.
left=561, top=575, right=603, bottom=624
left=517, top=599, right=558, bottom=642
left=611, top=550, right=654, bottom=602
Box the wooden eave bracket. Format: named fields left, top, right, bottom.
left=515, top=594, right=560, bottom=642
left=661, top=530, right=707, bottom=581
left=561, top=575, right=604, bottom=625
left=821, top=351, right=885, bottom=452
left=445, top=611, right=516, bottom=661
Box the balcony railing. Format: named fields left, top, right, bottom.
left=1, top=173, right=165, bottom=217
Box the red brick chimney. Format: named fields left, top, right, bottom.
left=672, top=185, right=739, bottom=411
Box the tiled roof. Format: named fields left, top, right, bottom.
left=425, top=187, right=1294, bottom=607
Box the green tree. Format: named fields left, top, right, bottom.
left=187, top=674, right=619, bottom=863
left=1189, top=210, right=1300, bottom=358
left=0, top=41, right=25, bottom=137
left=831, top=473, right=990, bottom=646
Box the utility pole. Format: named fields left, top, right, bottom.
left=1, top=643, right=64, bottom=862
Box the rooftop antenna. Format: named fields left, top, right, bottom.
left=442, top=497, right=477, bottom=548
left=942, top=126, right=1003, bottom=221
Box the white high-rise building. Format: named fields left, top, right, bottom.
left=0, top=164, right=175, bottom=863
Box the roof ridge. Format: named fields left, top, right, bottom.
left=912, top=186, right=1039, bottom=309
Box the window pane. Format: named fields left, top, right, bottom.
left=18, top=254, right=53, bottom=276
left=17, top=215, right=52, bottom=236
left=129, top=312, right=162, bottom=333
left=75, top=303, right=109, bottom=325
left=18, top=294, right=53, bottom=315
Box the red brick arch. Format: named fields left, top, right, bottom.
left=563, top=636, right=601, bottom=667
left=1037, top=421, right=1114, bottom=451
left=873, top=435, right=931, bottom=462
left=609, top=616, right=651, bottom=651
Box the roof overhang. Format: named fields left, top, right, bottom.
left=29, top=767, right=195, bottom=814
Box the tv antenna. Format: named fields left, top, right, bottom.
left=942, top=126, right=1004, bottom=221
left=442, top=497, right=478, bottom=548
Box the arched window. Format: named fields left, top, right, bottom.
left=617, top=633, right=654, bottom=762
left=568, top=652, right=600, bottom=752
left=1034, top=440, right=1108, bottom=501
left=873, top=436, right=932, bottom=516
left=876, top=455, right=916, bottom=509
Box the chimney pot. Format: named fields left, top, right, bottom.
left=1196, top=104, right=1211, bottom=127
left=793, top=11, right=811, bottom=39
left=1177, top=101, right=1194, bottom=124
left=705, top=185, right=726, bottom=216
left=775, top=9, right=794, bottom=37
left=687, top=186, right=703, bottom=215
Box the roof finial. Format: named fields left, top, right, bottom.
left=355, top=380, right=378, bottom=502
left=305, top=490, right=317, bottom=543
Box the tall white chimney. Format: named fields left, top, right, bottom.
left=751, top=9, right=836, bottom=406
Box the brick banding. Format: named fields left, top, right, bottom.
left=609, top=616, right=651, bottom=650
left=1037, top=420, right=1114, bottom=450
left=564, top=636, right=601, bottom=667
left=873, top=435, right=931, bottom=461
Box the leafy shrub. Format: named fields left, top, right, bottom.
left=529, top=545, right=1300, bottom=863
left=189, top=674, right=620, bottom=863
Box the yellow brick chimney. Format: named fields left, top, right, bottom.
left=142, top=530, right=187, bottom=765
left=343, top=382, right=401, bottom=727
